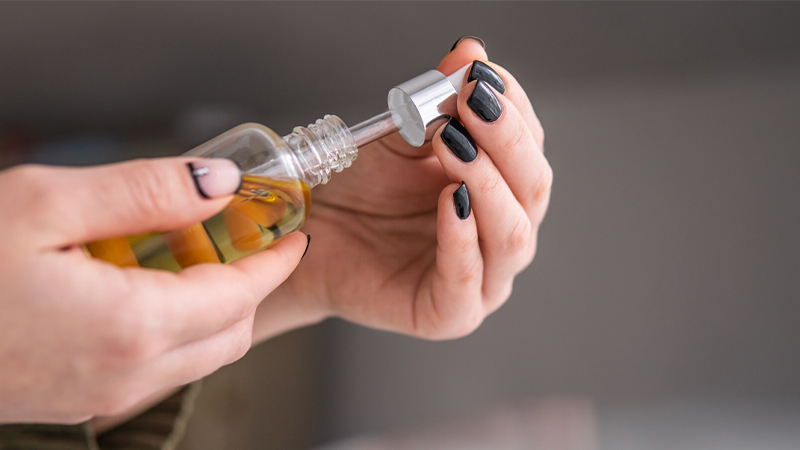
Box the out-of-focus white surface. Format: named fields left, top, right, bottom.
left=315, top=398, right=596, bottom=450
left=315, top=398, right=800, bottom=450
left=598, top=400, right=800, bottom=450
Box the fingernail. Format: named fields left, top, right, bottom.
left=468, top=61, right=506, bottom=95
left=188, top=159, right=243, bottom=199
left=441, top=118, right=478, bottom=163
left=453, top=182, right=470, bottom=220
left=450, top=35, right=486, bottom=52
left=467, top=80, right=503, bottom=123
left=301, top=235, right=311, bottom=260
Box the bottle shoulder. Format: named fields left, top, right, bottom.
left=220, top=123, right=288, bottom=149
left=183, top=122, right=291, bottom=159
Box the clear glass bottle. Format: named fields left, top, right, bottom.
left=85, top=115, right=358, bottom=272
left=85, top=62, right=471, bottom=271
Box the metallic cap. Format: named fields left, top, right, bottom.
left=388, top=64, right=470, bottom=147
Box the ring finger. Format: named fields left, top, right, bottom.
left=432, top=120, right=532, bottom=306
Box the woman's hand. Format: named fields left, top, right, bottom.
left=0, top=158, right=308, bottom=424
left=255, top=39, right=552, bottom=341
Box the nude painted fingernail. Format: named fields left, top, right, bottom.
left=188, top=159, right=243, bottom=199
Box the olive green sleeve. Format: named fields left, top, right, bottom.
left=0, top=422, right=99, bottom=450
left=0, top=382, right=201, bottom=450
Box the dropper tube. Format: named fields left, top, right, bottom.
left=347, top=111, right=399, bottom=148
left=348, top=62, right=470, bottom=149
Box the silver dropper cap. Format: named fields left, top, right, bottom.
left=348, top=64, right=471, bottom=148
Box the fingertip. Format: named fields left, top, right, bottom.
left=187, top=158, right=243, bottom=199
left=449, top=36, right=486, bottom=53
left=229, top=231, right=308, bottom=277
left=482, top=63, right=545, bottom=151
left=435, top=182, right=481, bottom=282
left=467, top=60, right=507, bottom=95
left=438, top=182, right=462, bottom=204
left=453, top=182, right=471, bottom=221
left=271, top=231, right=311, bottom=266
left=457, top=79, right=515, bottom=129
left=302, top=233, right=311, bottom=260
left=437, top=37, right=489, bottom=76
left=276, top=231, right=310, bottom=260
left=438, top=182, right=475, bottom=230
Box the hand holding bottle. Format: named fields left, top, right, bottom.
left=254, top=38, right=552, bottom=341
left=0, top=158, right=308, bottom=424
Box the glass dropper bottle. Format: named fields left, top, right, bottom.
left=86, top=64, right=471, bottom=272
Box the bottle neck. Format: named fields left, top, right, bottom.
left=282, top=115, right=358, bottom=189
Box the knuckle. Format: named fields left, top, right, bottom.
left=532, top=163, right=554, bottom=202
left=503, top=215, right=532, bottom=255
left=457, top=256, right=483, bottom=285
left=231, top=281, right=261, bottom=324
left=449, top=310, right=485, bottom=339
left=227, top=323, right=253, bottom=364
left=499, top=119, right=530, bottom=156
left=535, top=124, right=546, bottom=149
left=6, top=165, right=57, bottom=214
left=0, top=164, right=45, bottom=187
left=99, top=301, right=163, bottom=368
left=423, top=299, right=485, bottom=340
left=522, top=236, right=539, bottom=269
left=101, top=330, right=159, bottom=369
left=498, top=282, right=515, bottom=304
left=478, top=169, right=503, bottom=196
left=484, top=282, right=516, bottom=316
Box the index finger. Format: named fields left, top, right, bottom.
left=464, top=61, right=545, bottom=152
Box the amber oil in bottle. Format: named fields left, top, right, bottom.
left=85, top=116, right=355, bottom=272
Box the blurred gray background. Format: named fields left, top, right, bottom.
left=1, top=3, right=799, bottom=449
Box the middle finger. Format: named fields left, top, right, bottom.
left=432, top=120, right=532, bottom=304
left=457, top=79, right=553, bottom=226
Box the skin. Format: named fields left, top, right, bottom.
left=253, top=41, right=551, bottom=342
left=0, top=158, right=309, bottom=424
left=0, top=41, right=551, bottom=426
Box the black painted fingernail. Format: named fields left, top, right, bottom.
left=441, top=119, right=478, bottom=163
left=467, top=80, right=503, bottom=123
left=468, top=61, right=506, bottom=95
left=453, top=182, right=470, bottom=220
left=450, top=35, right=486, bottom=52
left=301, top=235, right=311, bottom=260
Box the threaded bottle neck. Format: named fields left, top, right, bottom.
left=282, top=115, right=358, bottom=189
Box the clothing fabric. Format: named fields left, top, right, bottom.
left=0, top=383, right=200, bottom=450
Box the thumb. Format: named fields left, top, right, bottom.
left=11, top=158, right=242, bottom=248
